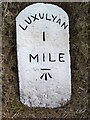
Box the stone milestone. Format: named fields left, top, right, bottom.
left=16, top=3, right=71, bottom=108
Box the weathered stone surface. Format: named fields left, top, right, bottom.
left=16, top=3, right=71, bottom=108
left=2, top=2, right=88, bottom=119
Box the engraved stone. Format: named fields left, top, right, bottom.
left=16, top=3, right=71, bottom=108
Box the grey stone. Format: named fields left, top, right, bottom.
left=16, top=3, right=71, bottom=108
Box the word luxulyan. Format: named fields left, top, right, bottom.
left=19, top=13, right=68, bottom=30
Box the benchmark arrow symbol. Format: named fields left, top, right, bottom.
left=40, top=72, right=52, bottom=80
